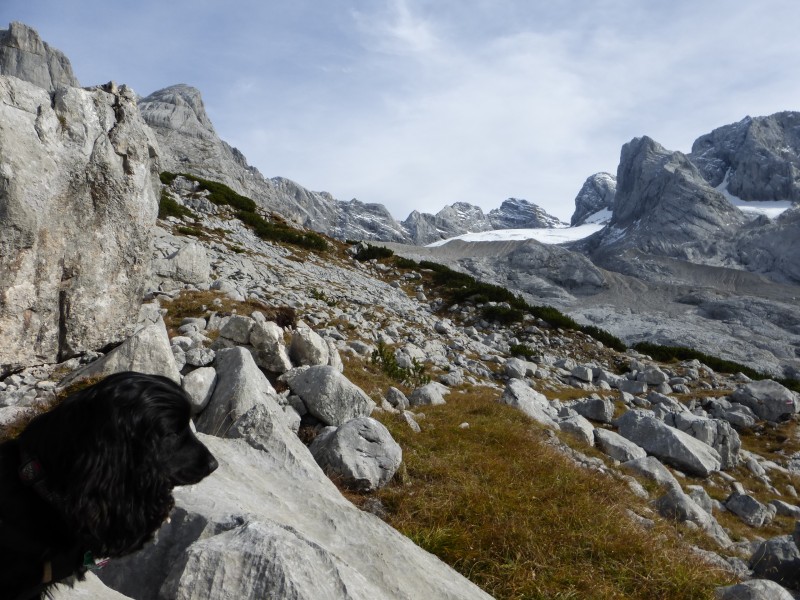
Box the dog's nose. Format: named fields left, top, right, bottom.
left=207, top=455, right=219, bottom=474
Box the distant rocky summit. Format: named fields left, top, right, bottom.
left=488, top=197, right=565, bottom=229
left=690, top=112, right=800, bottom=202
left=570, top=172, right=616, bottom=226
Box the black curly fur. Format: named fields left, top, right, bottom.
left=0, top=372, right=218, bottom=600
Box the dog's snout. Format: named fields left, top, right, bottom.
left=207, top=455, right=219, bottom=474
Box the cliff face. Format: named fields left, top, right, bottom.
left=0, top=22, right=79, bottom=91
left=0, top=75, right=160, bottom=375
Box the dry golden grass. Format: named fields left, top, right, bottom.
left=372, top=386, right=734, bottom=600
left=162, top=290, right=296, bottom=334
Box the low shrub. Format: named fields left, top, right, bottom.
left=158, top=189, right=194, bottom=220
left=393, top=256, right=419, bottom=269
left=480, top=305, right=525, bottom=325
left=354, top=244, right=394, bottom=262
left=509, top=343, right=536, bottom=359
left=371, top=341, right=430, bottom=388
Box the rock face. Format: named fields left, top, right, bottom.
left=599, top=136, right=745, bottom=257
left=0, top=75, right=160, bottom=375
left=689, top=112, right=800, bottom=202
left=487, top=197, right=565, bottom=230
left=0, top=22, right=79, bottom=91
left=98, top=434, right=493, bottom=600
left=570, top=172, right=617, bottom=226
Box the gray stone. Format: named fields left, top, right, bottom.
left=715, top=580, right=794, bottom=600
left=558, top=415, right=595, bottom=446
left=196, top=347, right=277, bottom=436
left=154, top=242, right=211, bottom=285
left=569, top=397, right=615, bottom=423
left=662, top=411, right=741, bottom=470
left=570, top=366, right=593, bottom=383
left=326, top=338, right=344, bottom=373
left=53, top=572, right=133, bottom=599
left=655, top=488, right=732, bottom=548
left=622, top=456, right=681, bottom=490
left=67, top=319, right=180, bottom=384
left=249, top=320, right=292, bottom=373
left=289, top=322, right=330, bottom=367
left=400, top=410, right=422, bottom=433
left=731, top=380, right=799, bottom=422
left=99, top=434, right=493, bottom=600
left=408, top=383, right=449, bottom=407
left=0, top=73, right=159, bottom=376
left=499, top=380, right=559, bottom=429
left=281, top=365, right=375, bottom=426
left=219, top=315, right=255, bottom=345
left=642, top=367, right=669, bottom=385
left=616, top=410, right=722, bottom=477
left=618, top=380, right=648, bottom=395
left=686, top=485, right=714, bottom=515
left=310, top=417, right=402, bottom=491
left=504, top=357, right=528, bottom=379
left=770, top=499, right=800, bottom=519
left=184, top=346, right=215, bottom=368
left=385, top=386, right=410, bottom=410
left=749, top=535, right=800, bottom=590
left=182, top=367, right=217, bottom=414
left=725, top=492, right=774, bottom=527
left=593, top=428, right=646, bottom=462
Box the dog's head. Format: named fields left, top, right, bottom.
left=18, top=371, right=217, bottom=557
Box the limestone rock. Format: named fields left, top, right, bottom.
left=249, top=320, right=292, bottom=373
left=655, top=488, right=732, bottom=548
left=289, top=322, right=330, bottom=367
left=499, top=380, right=559, bottom=429
left=662, top=411, right=741, bottom=469
left=749, top=535, right=800, bottom=590
left=730, top=380, right=799, bottom=422
left=66, top=318, right=180, bottom=384
left=310, top=417, right=402, bottom=491
left=569, top=397, right=615, bottom=423
left=153, top=242, right=211, bottom=285
left=408, top=382, right=449, bottom=407
left=53, top=572, right=133, bottom=599
left=182, top=367, right=217, bottom=414
left=725, top=492, right=775, bottom=527
left=616, top=409, right=722, bottom=477
left=715, top=580, right=794, bottom=600
left=98, top=435, right=492, bottom=600
left=594, top=428, right=646, bottom=462
left=0, top=22, right=79, bottom=91
left=621, top=456, right=681, bottom=490
left=487, top=197, right=565, bottom=230
left=0, top=74, right=159, bottom=375
left=281, top=365, right=375, bottom=426
left=196, top=347, right=277, bottom=436
left=558, top=414, right=595, bottom=446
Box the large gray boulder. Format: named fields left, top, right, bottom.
left=53, top=572, right=133, bottom=599
left=0, top=22, right=79, bottom=91
left=97, top=432, right=493, bottom=600
left=249, top=320, right=292, bottom=373
left=153, top=242, right=211, bottom=286
left=499, top=380, right=559, bottom=429
left=616, top=409, right=722, bottom=477
left=280, top=365, right=375, bottom=426
left=654, top=488, right=732, bottom=548
left=310, top=417, right=402, bottom=491
left=196, top=347, right=278, bottom=436
left=749, top=535, right=800, bottom=590
left=622, top=456, right=681, bottom=490
left=730, top=380, right=799, bottom=422
left=662, top=411, right=741, bottom=469
left=715, top=580, right=794, bottom=600
left=65, top=318, right=180, bottom=384
left=408, top=382, right=449, bottom=407
left=0, top=74, right=159, bottom=376
left=593, top=428, right=646, bottom=462
left=289, top=321, right=330, bottom=367
left=725, top=492, right=775, bottom=527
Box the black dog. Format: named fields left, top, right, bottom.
left=0, top=371, right=218, bottom=600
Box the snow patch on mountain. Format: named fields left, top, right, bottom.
left=716, top=169, right=793, bottom=220
left=427, top=224, right=605, bottom=247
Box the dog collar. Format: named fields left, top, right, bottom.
left=18, top=449, right=65, bottom=509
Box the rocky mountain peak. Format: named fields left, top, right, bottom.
left=570, top=172, right=616, bottom=226
left=488, top=197, right=565, bottom=229
left=689, top=111, right=800, bottom=203
left=0, top=21, right=79, bottom=91
left=139, top=84, right=217, bottom=140
left=612, top=135, right=740, bottom=231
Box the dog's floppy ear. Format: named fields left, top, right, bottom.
left=19, top=373, right=177, bottom=556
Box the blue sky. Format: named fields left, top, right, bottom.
left=5, top=1, right=800, bottom=221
